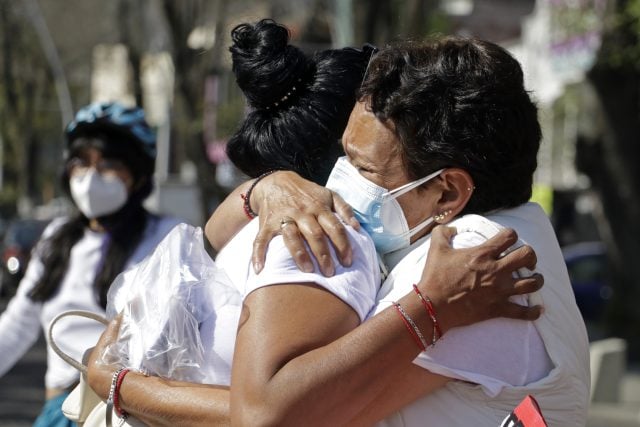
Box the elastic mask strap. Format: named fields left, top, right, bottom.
left=386, top=168, right=445, bottom=200
left=408, top=216, right=435, bottom=239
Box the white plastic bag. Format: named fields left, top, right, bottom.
left=102, top=223, right=241, bottom=383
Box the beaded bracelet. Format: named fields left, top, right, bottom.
left=413, top=284, right=443, bottom=346
left=392, top=301, right=428, bottom=351
left=240, top=170, right=278, bottom=219
left=113, top=368, right=131, bottom=419
left=106, top=367, right=127, bottom=426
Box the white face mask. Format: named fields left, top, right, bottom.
left=326, top=156, right=443, bottom=254
left=69, top=169, right=128, bottom=218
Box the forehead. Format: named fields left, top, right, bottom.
left=343, top=102, right=400, bottom=159
left=71, top=146, right=103, bottom=159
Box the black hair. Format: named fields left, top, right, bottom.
left=359, top=36, right=541, bottom=214
left=226, top=19, right=375, bottom=185
left=61, top=125, right=155, bottom=198
left=28, top=128, right=155, bottom=308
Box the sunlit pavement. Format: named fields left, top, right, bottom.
left=588, top=368, right=640, bottom=427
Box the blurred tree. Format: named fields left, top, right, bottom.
left=0, top=0, right=59, bottom=217
left=353, top=0, right=447, bottom=46
left=580, top=0, right=640, bottom=358
left=116, top=0, right=230, bottom=223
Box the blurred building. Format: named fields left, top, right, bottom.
left=446, top=0, right=610, bottom=248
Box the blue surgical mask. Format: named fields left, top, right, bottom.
left=325, top=156, right=443, bottom=254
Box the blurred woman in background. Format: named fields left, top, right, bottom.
left=0, top=102, right=179, bottom=427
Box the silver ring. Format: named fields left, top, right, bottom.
left=280, top=217, right=295, bottom=230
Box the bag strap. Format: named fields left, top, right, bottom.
left=48, top=310, right=109, bottom=374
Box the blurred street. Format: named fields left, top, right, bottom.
left=587, top=368, right=640, bottom=427
left=0, top=299, right=46, bottom=426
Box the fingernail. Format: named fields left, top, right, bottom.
left=324, top=265, right=335, bottom=277
left=303, top=261, right=315, bottom=273
left=253, top=261, right=263, bottom=274
left=343, top=251, right=353, bottom=267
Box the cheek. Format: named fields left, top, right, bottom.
left=398, top=190, right=437, bottom=226
left=105, top=171, right=135, bottom=193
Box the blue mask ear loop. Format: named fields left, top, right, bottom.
left=383, top=168, right=445, bottom=201
left=382, top=168, right=445, bottom=240
left=407, top=214, right=436, bottom=240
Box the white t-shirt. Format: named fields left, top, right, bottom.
left=376, top=213, right=552, bottom=396
left=221, top=219, right=380, bottom=321
left=0, top=214, right=181, bottom=389
left=209, top=217, right=380, bottom=385
left=376, top=203, right=590, bottom=427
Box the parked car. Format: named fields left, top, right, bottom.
left=0, top=218, right=48, bottom=298
left=562, top=241, right=612, bottom=322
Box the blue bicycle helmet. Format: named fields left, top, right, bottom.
left=65, top=102, right=156, bottom=159
left=63, top=102, right=157, bottom=200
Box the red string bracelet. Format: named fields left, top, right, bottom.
left=113, top=368, right=131, bottom=419
left=240, top=193, right=254, bottom=220
left=413, top=284, right=443, bottom=345
left=392, top=302, right=427, bottom=351
left=240, top=170, right=278, bottom=219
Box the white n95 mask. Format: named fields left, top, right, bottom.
left=70, top=169, right=128, bottom=218
left=325, top=156, right=443, bottom=254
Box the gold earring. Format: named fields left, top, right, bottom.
left=434, top=210, right=452, bottom=222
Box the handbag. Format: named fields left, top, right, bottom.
left=48, top=310, right=145, bottom=427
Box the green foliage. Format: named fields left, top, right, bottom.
left=0, top=185, right=18, bottom=217
left=216, top=95, right=245, bottom=139
left=0, top=1, right=62, bottom=212
left=597, top=0, right=640, bottom=70
left=627, top=0, right=640, bottom=33
left=425, top=7, right=451, bottom=35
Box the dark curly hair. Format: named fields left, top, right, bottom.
left=359, top=36, right=541, bottom=214
left=226, top=19, right=376, bottom=185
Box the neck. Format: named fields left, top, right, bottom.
left=408, top=217, right=436, bottom=245
left=88, top=218, right=105, bottom=232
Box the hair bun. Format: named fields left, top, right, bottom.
left=230, top=19, right=311, bottom=109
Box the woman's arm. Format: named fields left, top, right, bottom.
left=205, top=180, right=252, bottom=253
left=231, top=284, right=437, bottom=427
left=0, top=286, right=43, bottom=378
left=230, top=226, right=543, bottom=427
left=0, top=249, right=46, bottom=378
left=346, top=365, right=450, bottom=426
left=86, top=318, right=230, bottom=427
left=231, top=283, right=362, bottom=426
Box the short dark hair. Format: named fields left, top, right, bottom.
left=360, top=36, right=541, bottom=214
left=226, top=19, right=375, bottom=185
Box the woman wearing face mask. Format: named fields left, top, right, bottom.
left=0, top=101, right=180, bottom=427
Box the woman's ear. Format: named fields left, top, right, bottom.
left=132, top=176, right=148, bottom=192
left=433, top=168, right=474, bottom=224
